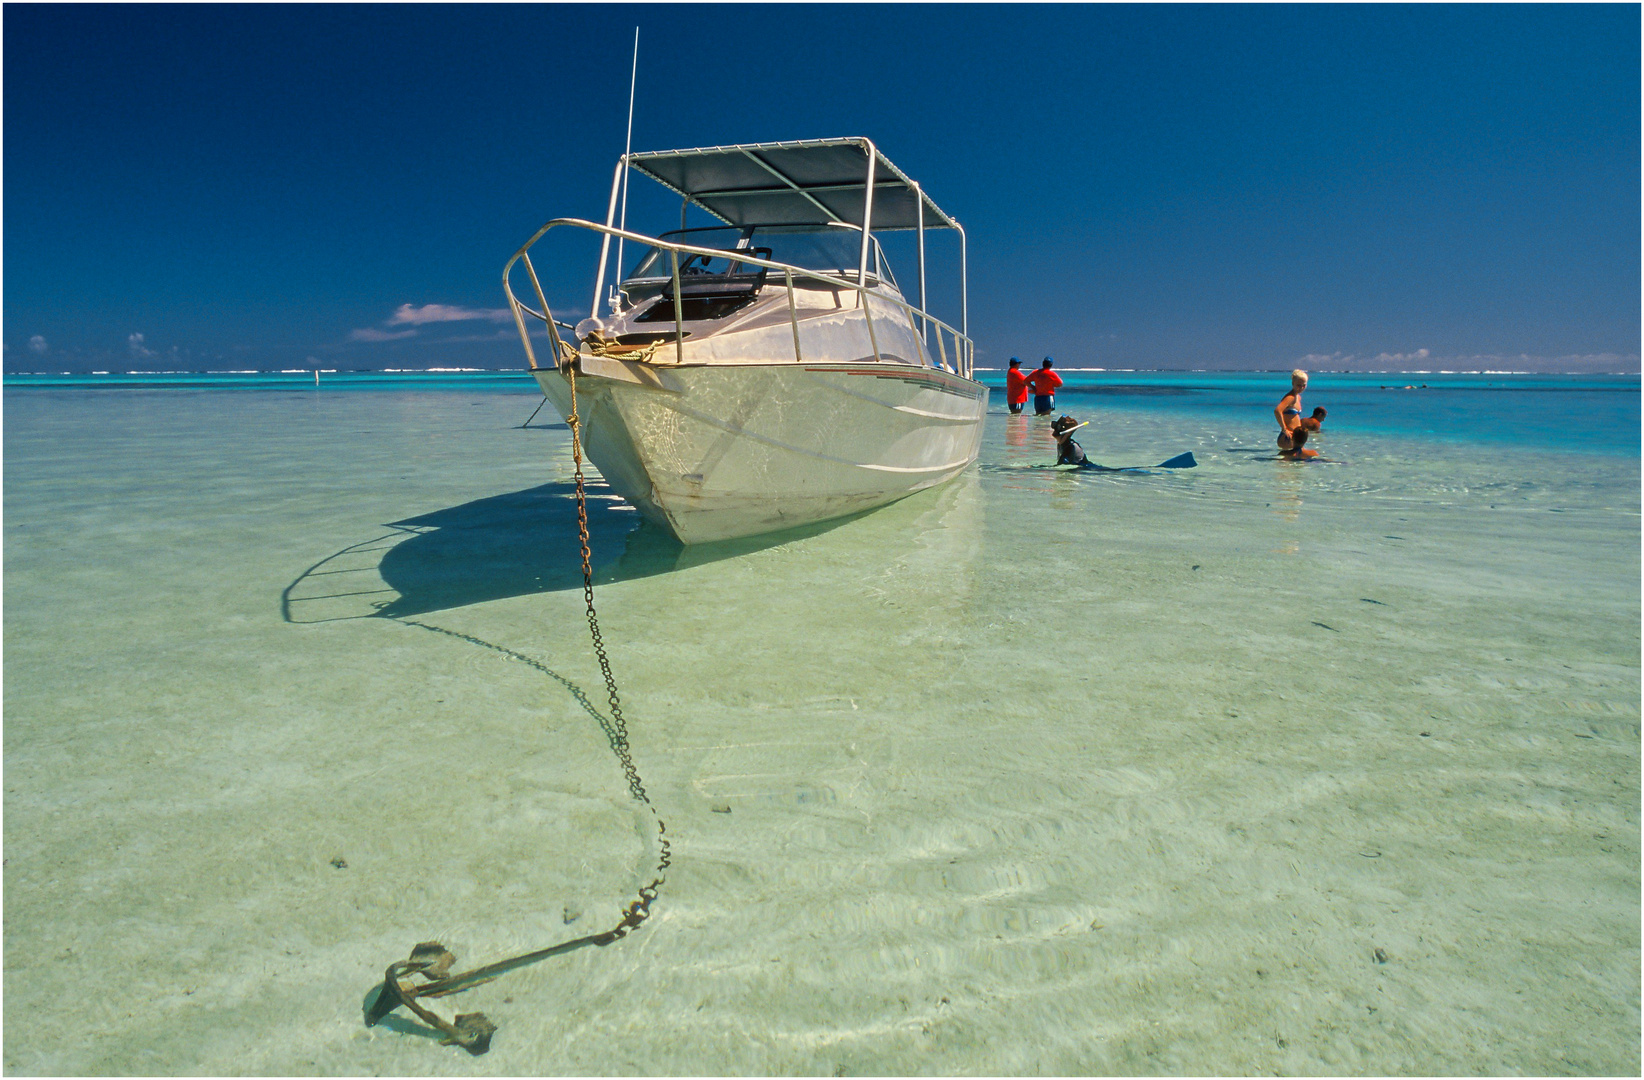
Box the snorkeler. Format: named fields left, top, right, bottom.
left=1051, top=415, right=1088, bottom=464
left=1275, top=369, right=1307, bottom=450
left=1046, top=414, right=1198, bottom=471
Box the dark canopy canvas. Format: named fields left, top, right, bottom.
left=624, top=138, right=961, bottom=232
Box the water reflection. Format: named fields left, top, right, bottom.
left=1271, top=462, right=1304, bottom=524
left=1003, top=413, right=1033, bottom=456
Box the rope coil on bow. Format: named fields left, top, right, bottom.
left=581, top=328, right=663, bottom=365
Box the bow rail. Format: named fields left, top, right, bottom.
left=503, top=218, right=974, bottom=379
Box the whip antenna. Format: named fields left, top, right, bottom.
left=611, top=27, right=639, bottom=313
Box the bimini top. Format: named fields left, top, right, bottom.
left=625, top=137, right=960, bottom=233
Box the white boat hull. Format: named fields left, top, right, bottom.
left=532, top=358, right=988, bottom=544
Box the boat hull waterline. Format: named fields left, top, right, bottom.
left=534, top=358, right=989, bottom=544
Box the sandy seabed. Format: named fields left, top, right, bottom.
left=4, top=385, right=1638, bottom=1075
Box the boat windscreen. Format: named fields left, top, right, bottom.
left=624, top=228, right=744, bottom=281
left=623, top=225, right=896, bottom=286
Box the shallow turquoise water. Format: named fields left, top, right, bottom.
left=4, top=374, right=1638, bottom=1074
left=1029, top=370, right=1640, bottom=455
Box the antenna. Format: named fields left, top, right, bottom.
left=610, top=27, right=639, bottom=314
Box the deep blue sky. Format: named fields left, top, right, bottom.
left=5, top=3, right=1638, bottom=373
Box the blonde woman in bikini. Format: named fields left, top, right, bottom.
left=1275, top=369, right=1307, bottom=450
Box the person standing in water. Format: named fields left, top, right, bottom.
left=1026, top=357, right=1063, bottom=415
left=1275, top=369, right=1308, bottom=450
left=1005, top=358, right=1030, bottom=414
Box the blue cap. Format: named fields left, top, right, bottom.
left=1009, top=356, right=1020, bottom=363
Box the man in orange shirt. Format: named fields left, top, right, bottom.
left=1005, top=358, right=1030, bottom=414
left=1025, top=357, right=1062, bottom=415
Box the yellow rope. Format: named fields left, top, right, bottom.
left=582, top=328, right=662, bottom=364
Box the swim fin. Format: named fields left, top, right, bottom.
left=1156, top=452, right=1197, bottom=469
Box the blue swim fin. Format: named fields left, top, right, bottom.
left=1156, top=452, right=1197, bottom=469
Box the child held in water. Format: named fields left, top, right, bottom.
left=1280, top=424, right=1319, bottom=459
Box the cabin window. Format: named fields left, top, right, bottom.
left=634, top=294, right=759, bottom=323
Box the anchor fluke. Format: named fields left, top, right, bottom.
left=366, top=944, right=496, bottom=1053
left=445, top=1013, right=498, bottom=1055
left=408, top=941, right=456, bottom=979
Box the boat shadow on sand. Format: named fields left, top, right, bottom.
left=282, top=480, right=849, bottom=623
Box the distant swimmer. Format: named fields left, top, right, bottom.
left=1275, top=369, right=1307, bottom=450
left=1005, top=358, right=1029, bottom=415
left=1295, top=408, right=1326, bottom=446
left=1026, top=357, right=1062, bottom=415
left=1279, top=424, right=1320, bottom=459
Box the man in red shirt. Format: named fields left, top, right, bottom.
left=1005, top=357, right=1030, bottom=414
left=1025, top=357, right=1062, bottom=415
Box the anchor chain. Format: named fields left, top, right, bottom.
left=568, top=364, right=649, bottom=805
left=366, top=360, right=669, bottom=1056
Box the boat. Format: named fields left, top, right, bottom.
left=502, top=137, right=987, bottom=544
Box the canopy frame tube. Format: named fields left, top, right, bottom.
left=584, top=137, right=969, bottom=363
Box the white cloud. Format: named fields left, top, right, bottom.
left=1541, top=353, right=1638, bottom=371
left=28, top=335, right=48, bottom=355
left=433, top=328, right=518, bottom=344
left=1367, top=348, right=1431, bottom=366
left=1296, top=348, right=1638, bottom=373
left=128, top=332, right=157, bottom=360
left=387, top=303, right=511, bottom=326
left=345, top=302, right=513, bottom=346
left=1295, top=348, right=1431, bottom=369
left=348, top=327, right=420, bottom=342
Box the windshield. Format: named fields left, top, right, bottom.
left=625, top=228, right=744, bottom=280
left=624, top=225, right=897, bottom=288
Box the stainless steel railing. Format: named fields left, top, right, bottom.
left=503, top=218, right=975, bottom=380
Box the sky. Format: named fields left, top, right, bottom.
left=4, top=3, right=1638, bottom=374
